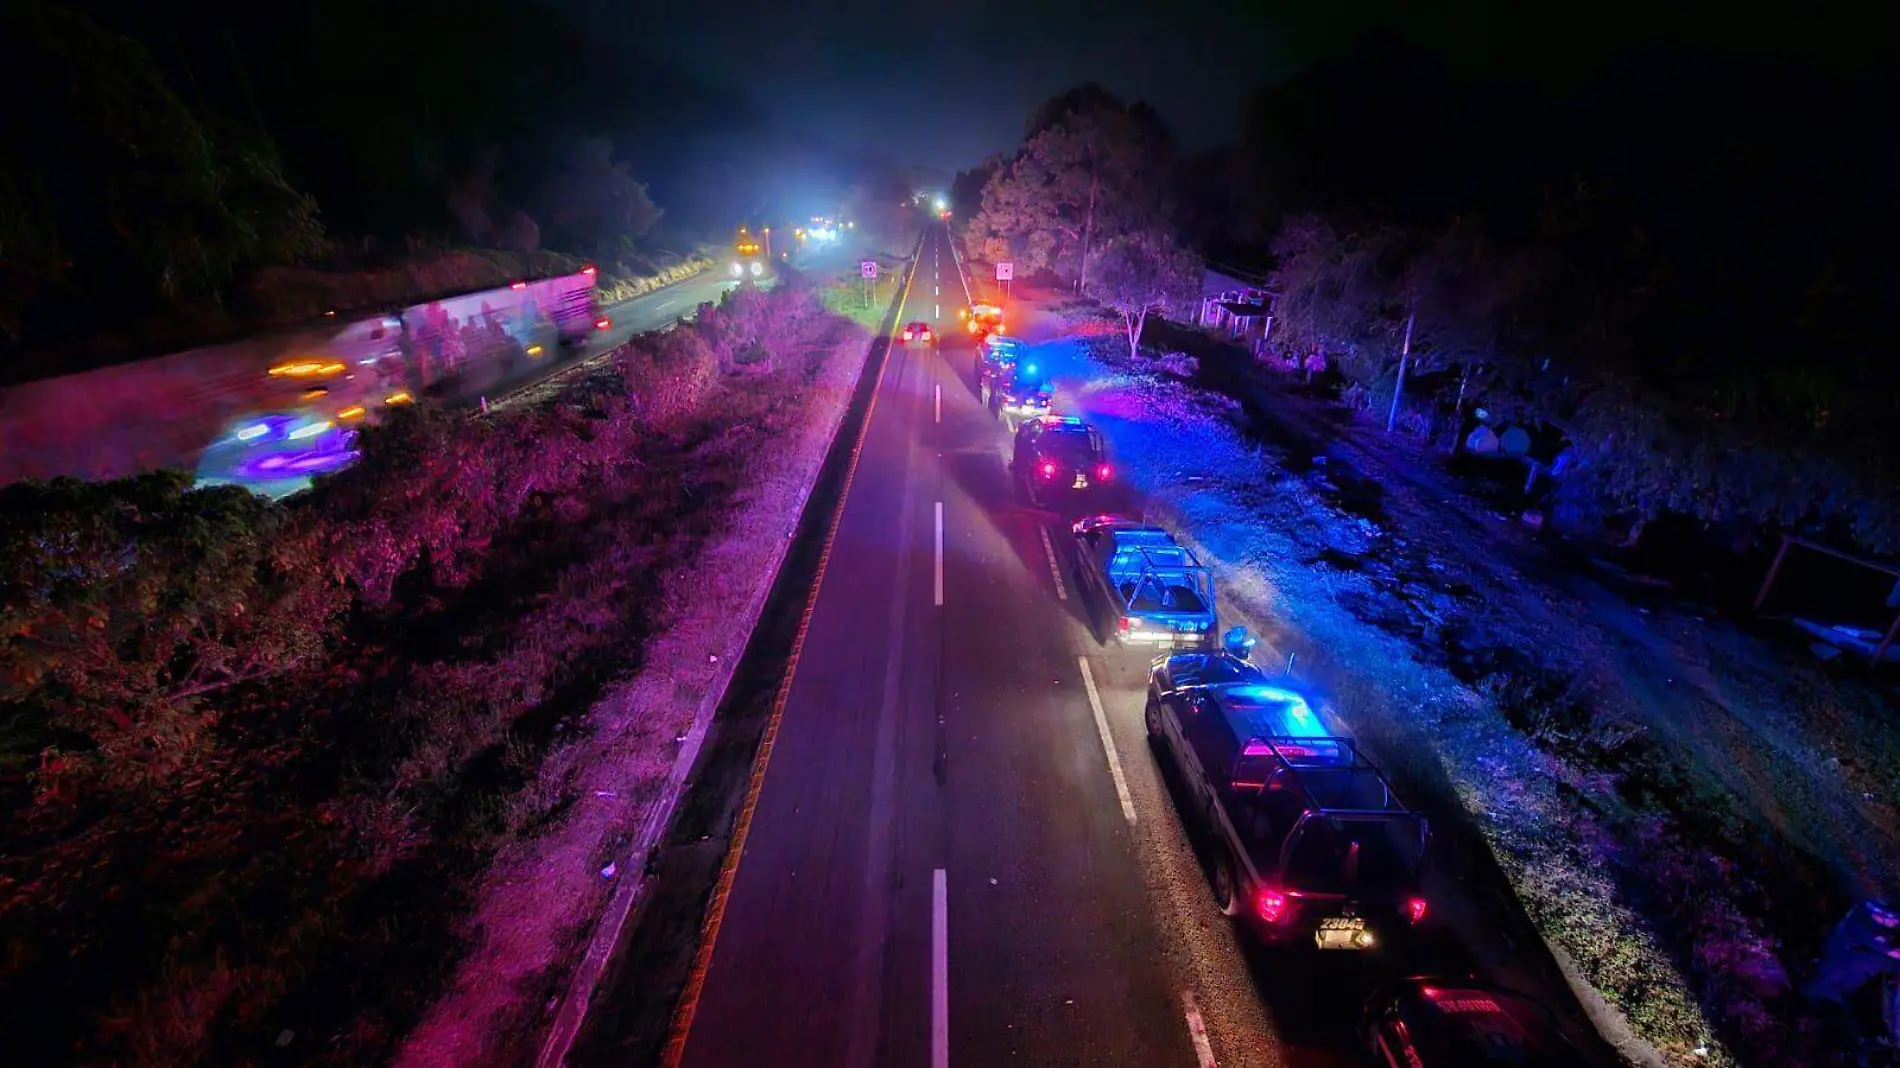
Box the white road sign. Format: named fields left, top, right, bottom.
left=861, top=260, right=879, bottom=279
left=995, top=261, right=1014, bottom=281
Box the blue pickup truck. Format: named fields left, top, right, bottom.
left=1070, top=515, right=1218, bottom=650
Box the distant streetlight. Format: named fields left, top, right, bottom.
left=934, top=196, right=947, bottom=212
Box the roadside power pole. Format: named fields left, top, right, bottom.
left=1386, top=309, right=1416, bottom=434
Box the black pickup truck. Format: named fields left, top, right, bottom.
left=1146, top=631, right=1430, bottom=951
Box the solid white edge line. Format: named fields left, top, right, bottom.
left=1078, top=657, right=1137, bottom=826
left=1182, top=991, right=1220, bottom=1068
left=1037, top=525, right=1069, bottom=601
left=934, top=501, right=945, bottom=606
left=933, top=868, right=949, bottom=1068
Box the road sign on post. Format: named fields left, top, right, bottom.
left=860, top=260, right=878, bottom=309
left=861, top=261, right=879, bottom=279
left=995, top=262, right=1013, bottom=281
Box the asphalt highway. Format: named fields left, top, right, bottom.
left=662, top=224, right=1301, bottom=1068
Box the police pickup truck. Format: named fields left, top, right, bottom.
left=1071, top=515, right=1217, bottom=650
left=1146, top=629, right=1430, bottom=951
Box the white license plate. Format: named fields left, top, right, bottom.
left=1072, top=474, right=1090, bottom=489
left=1315, top=917, right=1366, bottom=950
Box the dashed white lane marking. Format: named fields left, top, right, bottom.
left=934, top=383, right=941, bottom=424
left=933, top=501, right=945, bottom=607
left=1182, top=992, right=1220, bottom=1068
left=1078, top=657, right=1137, bottom=826
left=1037, top=525, right=1069, bottom=601
left=932, top=869, right=949, bottom=1068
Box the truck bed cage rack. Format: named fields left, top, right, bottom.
left=1236, top=734, right=1413, bottom=816
left=1109, top=545, right=1213, bottom=614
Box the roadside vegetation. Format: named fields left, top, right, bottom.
left=0, top=272, right=879, bottom=1064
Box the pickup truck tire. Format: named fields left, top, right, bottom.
left=1143, top=697, right=1162, bottom=739
left=1212, top=853, right=1243, bottom=917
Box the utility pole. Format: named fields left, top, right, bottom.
left=1386, top=309, right=1415, bottom=433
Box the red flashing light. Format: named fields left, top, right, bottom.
left=1256, top=890, right=1289, bottom=924
left=1406, top=897, right=1428, bottom=924
left=595, top=317, right=612, bottom=330
left=1096, top=463, right=1112, bottom=481
left=511, top=281, right=528, bottom=291
left=1039, top=459, right=1058, bottom=479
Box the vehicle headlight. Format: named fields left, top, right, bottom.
left=749, top=260, right=763, bottom=276
left=730, top=262, right=743, bottom=277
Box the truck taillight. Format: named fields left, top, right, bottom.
left=1039, top=460, right=1058, bottom=479
left=581, top=265, right=598, bottom=277
left=1256, top=890, right=1289, bottom=923
left=1096, top=463, right=1112, bottom=481
left=903, top=330, right=913, bottom=341
left=595, top=317, right=612, bottom=330
left=511, top=281, right=528, bottom=291
left=1117, top=617, right=1131, bottom=634
left=1405, top=897, right=1428, bottom=924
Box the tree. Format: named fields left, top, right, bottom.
left=0, top=0, right=324, bottom=351
left=948, top=157, right=1002, bottom=223
left=1087, top=230, right=1201, bottom=360
left=0, top=473, right=342, bottom=796
left=532, top=137, right=661, bottom=260
left=967, top=88, right=1176, bottom=287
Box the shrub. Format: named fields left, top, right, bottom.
left=0, top=472, right=341, bottom=799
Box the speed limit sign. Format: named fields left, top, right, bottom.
left=861, top=260, right=878, bottom=279
left=995, top=261, right=1014, bottom=281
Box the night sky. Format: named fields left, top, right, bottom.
left=598, top=0, right=1873, bottom=172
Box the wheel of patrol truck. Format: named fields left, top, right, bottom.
left=1143, top=697, right=1162, bottom=739
left=1211, top=853, right=1243, bottom=917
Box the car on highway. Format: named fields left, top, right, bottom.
left=1010, top=414, right=1110, bottom=506
left=981, top=356, right=1053, bottom=419
left=1146, top=630, right=1431, bottom=953
left=964, top=302, right=1005, bottom=339
left=1070, top=516, right=1217, bottom=649
left=973, top=333, right=1026, bottom=389
left=901, top=321, right=935, bottom=345
left=1361, top=976, right=1591, bottom=1067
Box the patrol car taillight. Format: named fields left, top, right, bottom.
left=1096, top=463, right=1112, bottom=481
left=1406, top=897, right=1428, bottom=924
left=1039, top=460, right=1058, bottom=479
left=1256, top=890, right=1289, bottom=923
